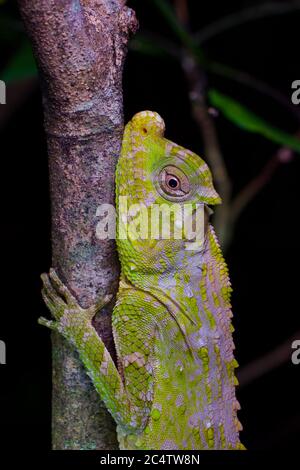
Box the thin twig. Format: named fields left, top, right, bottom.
left=238, top=331, right=300, bottom=387
left=174, top=0, right=189, bottom=26
left=230, top=155, right=280, bottom=222
left=231, top=141, right=296, bottom=224
left=194, top=1, right=300, bottom=45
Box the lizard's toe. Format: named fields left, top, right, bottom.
left=49, top=268, right=78, bottom=307
left=38, top=316, right=58, bottom=331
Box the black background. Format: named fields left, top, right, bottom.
left=0, top=0, right=299, bottom=454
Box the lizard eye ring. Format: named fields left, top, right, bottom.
left=158, top=165, right=191, bottom=199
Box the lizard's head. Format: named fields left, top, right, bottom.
left=116, top=111, right=221, bottom=277
left=117, top=110, right=221, bottom=206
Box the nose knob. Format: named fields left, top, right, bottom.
left=131, top=110, right=166, bottom=137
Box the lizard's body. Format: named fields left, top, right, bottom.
left=40, top=111, right=243, bottom=450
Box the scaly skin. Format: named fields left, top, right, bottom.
left=39, top=111, right=244, bottom=450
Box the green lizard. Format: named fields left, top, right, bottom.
left=39, top=111, right=244, bottom=450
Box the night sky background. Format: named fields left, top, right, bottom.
left=0, top=0, right=299, bottom=454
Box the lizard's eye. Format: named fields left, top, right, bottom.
left=158, top=165, right=191, bottom=198
left=166, top=175, right=180, bottom=189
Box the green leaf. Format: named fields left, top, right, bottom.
left=151, top=0, right=205, bottom=61
left=2, top=40, right=37, bottom=83
left=209, top=89, right=300, bottom=153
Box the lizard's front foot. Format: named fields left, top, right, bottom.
left=38, top=268, right=112, bottom=339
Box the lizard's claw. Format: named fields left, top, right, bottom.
left=41, top=271, right=69, bottom=321
left=39, top=269, right=113, bottom=331
left=49, top=268, right=79, bottom=308
left=38, top=316, right=58, bottom=331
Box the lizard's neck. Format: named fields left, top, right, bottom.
left=121, top=225, right=242, bottom=448
left=123, top=225, right=232, bottom=319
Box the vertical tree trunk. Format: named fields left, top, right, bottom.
left=18, top=0, right=138, bottom=450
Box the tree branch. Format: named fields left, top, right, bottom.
left=195, top=1, right=300, bottom=45
left=238, top=331, right=300, bottom=387
left=231, top=141, right=296, bottom=225
left=174, top=0, right=189, bottom=26
left=18, top=0, right=138, bottom=450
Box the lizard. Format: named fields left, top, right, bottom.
left=39, top=111, right=244, bottom=450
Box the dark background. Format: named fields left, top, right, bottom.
left=0, top=0, right=299, bottom=453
